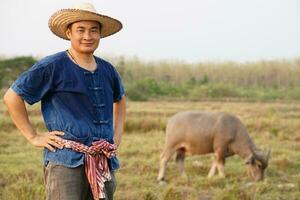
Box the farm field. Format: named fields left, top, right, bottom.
left=0, top=100, right=300, bottom=200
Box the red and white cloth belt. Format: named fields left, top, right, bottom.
left=61, top=139, right=116, bottom=200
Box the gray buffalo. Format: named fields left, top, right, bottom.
left=157, top=111, right=270, bottom=183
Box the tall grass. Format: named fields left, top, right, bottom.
left=109, top=56, right=300, bottom=101
left=110, top=56, right=300, bottom=87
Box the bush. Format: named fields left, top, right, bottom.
left=126, top=78, right=186, bottom=101
left=0, top=56, right=36, bottom=88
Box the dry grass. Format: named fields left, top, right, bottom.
left=1, top=100, right=300, bottom=200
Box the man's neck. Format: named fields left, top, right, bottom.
left=68, top=48, right=97, bottom=71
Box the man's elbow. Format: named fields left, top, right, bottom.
left=3, top=89, right=10, bottom=106
left=120, top=95, right=126, bottom=102
left=119, top=95, right=126, bottom=107
left=3, top=88, right=19, bottom=106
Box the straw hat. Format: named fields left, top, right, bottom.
left=48, top=2, right=122, bottom=40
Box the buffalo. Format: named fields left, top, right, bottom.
left=157, top=111, right=270, bottom=183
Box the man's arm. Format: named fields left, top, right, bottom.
left=113, top=96, right=126, bottom=148
left=3, top=88, right=64, bottom=152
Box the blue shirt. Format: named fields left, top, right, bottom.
left=11, top=51, right=125, bottom=170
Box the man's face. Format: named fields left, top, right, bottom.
left=66, top=20, right=101, bottom=54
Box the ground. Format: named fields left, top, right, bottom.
left=0, top=100, right=300, bottom=200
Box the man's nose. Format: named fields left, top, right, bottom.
left=83, top=31, right=92, bottom=40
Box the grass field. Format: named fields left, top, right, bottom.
left=1, top=100, right=300, bottom=200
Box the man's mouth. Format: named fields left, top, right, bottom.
left=82, top=43, right=94, bottom=46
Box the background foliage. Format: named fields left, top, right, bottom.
left=1, top=56, right=300, bottom=101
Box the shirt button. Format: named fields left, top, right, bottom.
left=84, top=71, right=97, bottom=75
left=93, top=104, right=105, bottom=108
left=89, top=87, right=103, bottom=91
left=93, top=120, right=109, bottom=124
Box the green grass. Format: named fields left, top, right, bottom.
left=1, top=101, right=300, bottom=199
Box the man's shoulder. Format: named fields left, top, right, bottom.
left=33, top=51, right=67, bottom=70
left=95, top=56, right=118, bottom=73
left=95, top=56, right=114, bottom=68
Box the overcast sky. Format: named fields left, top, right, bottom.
left=1, top=0, right=300, bottom=62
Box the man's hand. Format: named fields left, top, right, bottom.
left=29, top=131, right=65, bottom=152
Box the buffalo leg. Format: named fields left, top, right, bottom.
left=157, top=147, right=176, bottom=182
left=208, top=150, right=226, bottom=178
left=215, top=150, right=226, bottom=177
left=175, top=148, right=186, bottom=177
left=208, top=160, right=217, bottom=178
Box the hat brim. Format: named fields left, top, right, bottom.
left=48, top=9, right=122, bottom=40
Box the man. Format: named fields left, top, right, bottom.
left=3, top=3, right=126, bottom=200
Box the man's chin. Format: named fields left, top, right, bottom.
left=79, top=48, right=96, bottom=54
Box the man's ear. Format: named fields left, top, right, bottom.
left=245, top=154, right=256, bottom=165
left=66, top=28, right=72, bottom=40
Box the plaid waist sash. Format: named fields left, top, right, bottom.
left=61, top=139, right=116, bottom=200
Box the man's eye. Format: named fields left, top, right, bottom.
left=257, top=164, right=262, bottom=169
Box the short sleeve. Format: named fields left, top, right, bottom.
left=112, top=67, right=125, bottom=102
left=11, top=63, right=53, bottom=105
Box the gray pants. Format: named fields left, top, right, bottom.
left=44, top=162, right=116, bottom=200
